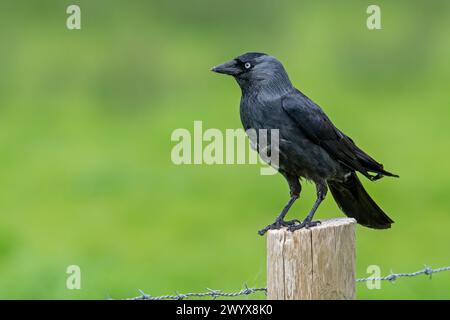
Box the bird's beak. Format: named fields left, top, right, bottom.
left=211, top=59, right=241, bottom=76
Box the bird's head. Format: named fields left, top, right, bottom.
left=211, top=52, right=292, bottom=92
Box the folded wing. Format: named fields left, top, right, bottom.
left=281, top=89, right=398, bottom=180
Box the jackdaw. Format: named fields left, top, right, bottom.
left=212, top=52, right=398, bottom=235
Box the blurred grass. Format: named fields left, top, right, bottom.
left=0, top=0, right=449, bottom=299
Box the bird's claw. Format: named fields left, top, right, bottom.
left=258, top=219, right=301, bottom=236
left=288, top=220, right=321, bottom=232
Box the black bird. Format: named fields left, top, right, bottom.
left=212, top=52, right=399, bottom=235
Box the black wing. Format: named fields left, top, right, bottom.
left=281, top=89, right=398, bottom=180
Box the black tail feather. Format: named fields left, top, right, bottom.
left=328, top=172, right=394, bottom=229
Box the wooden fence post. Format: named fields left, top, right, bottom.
left=267, top=218, right=356, bottom=300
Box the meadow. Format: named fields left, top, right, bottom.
left=0, top=0, right=449, bottom=299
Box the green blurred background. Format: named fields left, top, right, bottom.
left=0, top=0, right=449, bottom=299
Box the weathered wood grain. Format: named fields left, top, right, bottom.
left=267, top=218, right=356, bottom=300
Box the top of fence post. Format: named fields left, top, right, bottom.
left=266, top=218, right=356, bottom=300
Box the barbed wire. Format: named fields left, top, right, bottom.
left=130, top=285, right=267, bottom=300
left=356, top=265, right=450, bottom=282
left=128, top=265, right=450, bottom=300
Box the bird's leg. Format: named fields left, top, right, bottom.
left=258, top=175, right=301, bottom=236
left=289, top=182, right=328, bottom=232
left=258, top=195, right=300, bottom=235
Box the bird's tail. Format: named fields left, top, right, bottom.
left=328, top=172, right=394, bottom=229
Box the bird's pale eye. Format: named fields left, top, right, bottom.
left=244, top=62, right=252, bottom=69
